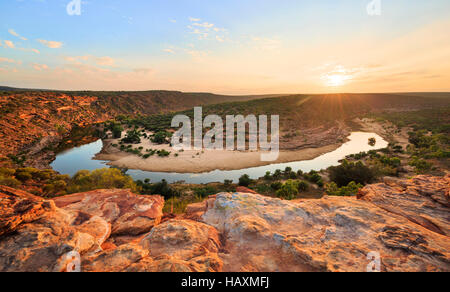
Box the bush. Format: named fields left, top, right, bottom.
left=297, top=180, right=309, bottom=192
left=67, top=168, right=137, bottom=194
left=304, top=170, right=324, bottom=187
left=121, top=129, right=141, bottom=144
left=328, top=160, right=374, bottom=187
left=325, top=181, right=363, bottom=196
left=15, top=171, right=32, bottom=182
left=0, top=168, right=15, bottom=177
left=409, top=157, right=433, bottom=174
left=224, top=179, right=233, bottom=185
left=0, top=177, right=21, bottom=187
left=276, top=180, right=298, bottom=200
left=238, top=174, right=253, bottom=187
left=112, top=124, right=124, bottom=139
left=151, top=131, right=171, bottom=144
left=270, top=181, right=282, bottom=190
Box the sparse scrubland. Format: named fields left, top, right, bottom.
left=0, top=90, right=449, bottom=214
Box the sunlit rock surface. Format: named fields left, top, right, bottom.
left=0, top=175, right=449, bottom=272
left=53, top=189, right=164, bottom=236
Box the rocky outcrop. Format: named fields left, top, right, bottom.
left=80, top=219, right=223, bottom=272
left=0, top=188, right=112, bottom=272
left=203, top=192, right=449, bottom=272
left=0, top=175, right=449, bottom=272
left=0, top=187, right=163, bottom=272
left=358, top=175, right=450, bottom=236
left=53, top=189, right=164, bottom=236
left=0, top=186, right=50, bottom=237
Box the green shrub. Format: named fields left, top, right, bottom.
left=67, top=168, right=137, bottom=194
left=328, top=160, right=374, bottom=187
left=325, top=181, right=363, bottom=196
left=121, top=129, right=141, bottom=144
left=270, top=181, right=282, bottom=190
left=15, top=171, right=32, bottom=182
left=0, top=176, right=21, bottom=187
left=297, top=180, right=309, bottom=192
left=0, top=168, right=15, bottom=177
left=409, top=157, right=433, bottom=174
left=151, top=131, right=171, bottom=144
left=238, top=174, right=253, bottom=187
left=276, top=180, right=299, bottom=200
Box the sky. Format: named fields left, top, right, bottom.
left=0, top=0, right=449, bottom=94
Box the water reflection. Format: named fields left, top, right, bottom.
left=51, top=132, right=388, bottom=184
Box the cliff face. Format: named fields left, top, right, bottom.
left=0, top=175, right=448, bottom=272
left=0, top=93, right=108, bottom=166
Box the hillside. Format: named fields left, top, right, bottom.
left=121, top=93, right=450, bottom=150
left=0, top=89, right=270, bottom=166
left=0, top=90, right=449, bottom=168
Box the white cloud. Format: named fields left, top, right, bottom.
left=38, top=39, right=63, bottom=49
left=250, top=37, right=281, bottom=51
left=133, top=68, right=153, bottom=75
left=164, top=48, right=175, bottom=54
left=4, top=40, right=15, bottom=48
left=8, top=29, right=27, bottom=41
left=189, top=17, right=201, bottom=22
left=187, top=20, right=227, bottom=42
left=96, top=56, right=115, bottom=67
left=169, top=19, right=177, bottom=23
left=32, top=63, right=49, bottom=71
left=64, top=55, right=115, bottom=67
left=192, top=22, right=214, bottom=28
left=0, top=57, right=16, bottom=63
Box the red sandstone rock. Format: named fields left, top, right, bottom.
left=53, top=189, right=164, bottom=236
left=236, top=186, right=258, bottom=194
left=358, top=175, right=450, bottom=236
left=1, top=175, right=449, bottom=272
left=0, top=185, right=51, bottom=236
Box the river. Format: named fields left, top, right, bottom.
left=51, top=132, right=388, bottom=184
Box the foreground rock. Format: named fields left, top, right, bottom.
left=0, top=175, right=449, bottom=272
left=53, top=189, right=164, bottom=236
left=0, top=188, right=163, bottom=272
left=358, top=175, right=450, bottom=236
left=0, top=187, right=111, bottom=272
left=203, top=191, right=449, bottom=272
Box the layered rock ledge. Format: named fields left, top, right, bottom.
left=0, top=175, right=448, bottom=272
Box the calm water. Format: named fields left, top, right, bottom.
left=51, top=132, right=388, bottom=184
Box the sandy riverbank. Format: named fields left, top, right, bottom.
left=95, top=138, right=344, bottom=174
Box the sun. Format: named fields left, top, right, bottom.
left=322, top=73, right=351, bottom=87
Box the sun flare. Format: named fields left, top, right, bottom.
left=322, top=73, right=352, bottom=87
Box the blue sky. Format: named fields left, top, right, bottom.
left=1, top=0, right=450, bottom=93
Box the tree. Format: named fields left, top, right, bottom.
left=328, top=160, right=374, bottom=187
left=121, top=129, right=141, bottom=144
left=276, top=180, right=299, bottom=200
left=297, top=180, right=309, bottom=192
left=151, top=131, right=171, bottom=144
left=238, top=174, right=253, bottom=187
left=112, top=124, right=124, bottom=139
left=368, top=137, right=376, bottom=146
